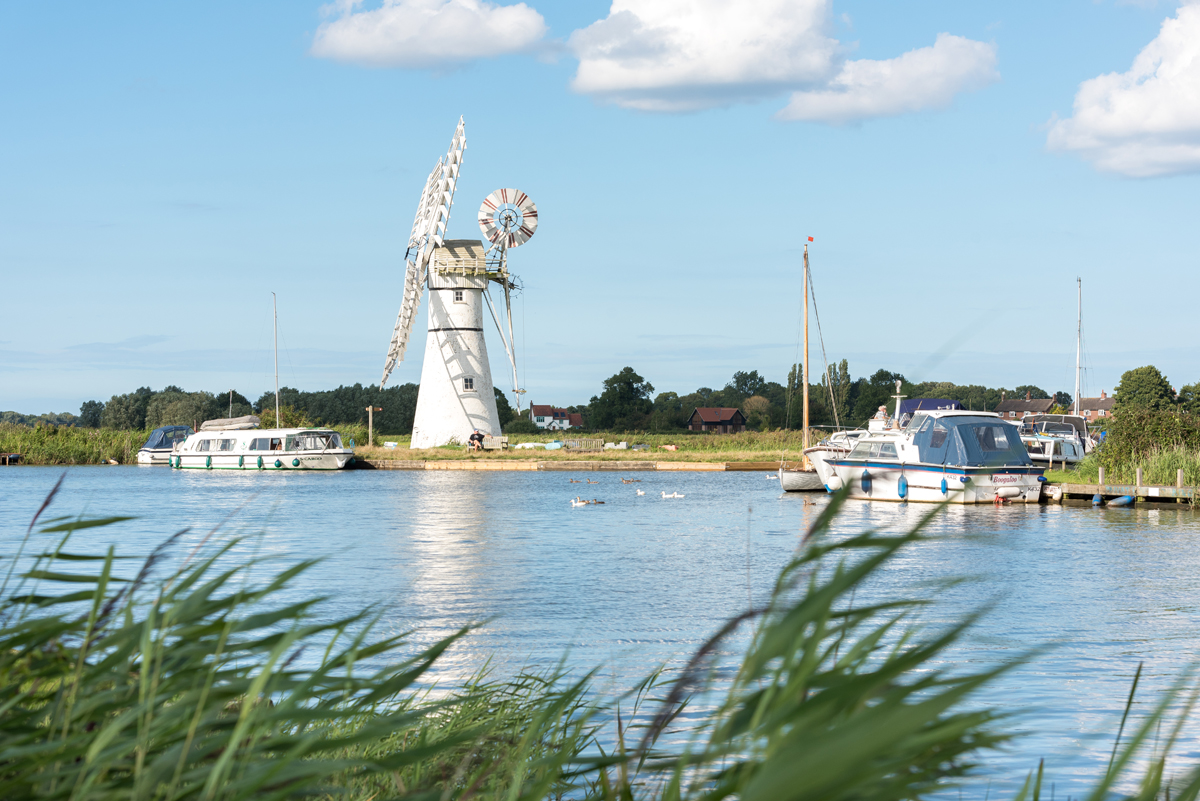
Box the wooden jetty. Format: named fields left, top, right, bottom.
left=1049, top=467, right=1195, bottom=504
left=1, top=453, right=21, bottom=465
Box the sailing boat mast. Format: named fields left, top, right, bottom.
left=1074, top=278, right=1081, bottom=416
left=273, top=292, right=280, bottom=428
left=802, top=242, right=810, bottom=463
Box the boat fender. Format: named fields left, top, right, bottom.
left=257, top=456, right=264, bottom=469
left=1092, top=493, right=1103, bottom=506
left=348, top=457, right=355, bottom=466
left=861, top=470, right=872, bottom=494
left=826, top=475, right=842, bottom=492
left=205, top=455, right=211, bottom=469
left=1036, top=475, right=1048, bottom=482
left=292, top=458, right=300, bottom=467
left=274, top=459, right=282, bottom=468
left=996, top=487, right=1021, bottom=499
left=898, top=476, right=908, bottom=499
left=940, top=477, right=948, bottom=495
left=238, top=455, right=244, bottom=468
left=1109, top=495, right=1134, bottom=507
left=959, top=475, right=970, bottom=483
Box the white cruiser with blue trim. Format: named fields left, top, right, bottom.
left=169, top=427, right=355, bottom=471
left=816, top=410, right=1045, bottom=504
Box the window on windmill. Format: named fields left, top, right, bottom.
left=463, top=376, right=475, bottom=392
left=453, top=290, right=464, bottom=303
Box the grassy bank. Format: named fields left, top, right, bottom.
left=7, top=489, right=1200, bottom=799
left=1046, top=446, right=1200, bottom=485
left=358, top=429, right=817, bottom=463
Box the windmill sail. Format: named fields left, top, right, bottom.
left=380, top=118, right=466, bottom=387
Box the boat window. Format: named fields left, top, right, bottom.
left=287, top=433, right=334, bottom=451
left=973, top=425, right=1012, bottom=452
left=218, top=439, right=235, bottom=451
left=249, top=438, right=263, bottom=450
left=329, top=433, right=342, bottom=449
left=849, top=441, right=873, bottom=459
left=930, top=420, right=949, bottom=449
left=197, top=440, right=212, bottom=452
left=876, top=443, right=898, bottom=459
left=905, top=413, right=928, bottom=432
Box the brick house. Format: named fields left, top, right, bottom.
left=1077, top=391, right=1116, bottom=422
left=530, top=405, right=582, bottom=430
left=993, top=391, right=1055, bottom=420
left=687, top=407, right=747, bottom=433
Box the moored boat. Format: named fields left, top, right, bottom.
left=824, top=410, right=1045, bottom=504
left=170, top=426, right=355, bottom=471
left=136, top=425, right=193, bottom=465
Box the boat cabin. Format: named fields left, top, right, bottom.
left=847, top=411, right=1033, bottom=468
left=141, top=425, right=193, bottom=452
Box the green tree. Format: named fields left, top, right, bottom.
left=145, top=390, right=222, bottom=429
left=494, top=387, right=515, bottom=429
left=743, top=395, right=772, bottom=431
left=1114, top=365, right=1176, bottom=411
left=589, top=367, right=654, bottom=431
left=728, top=370, right=766, bottom=399
left=1014, top=385, right=1050, bottom=399
left=1178, top=382, right=1200, bottom=414
left=1054, top=391, right=1073, bottom=409
left=100, top=387, right=153, bottom=429
left=651, top=391, right=686, bottom=430
left=78, top=400, right=104, bottom=428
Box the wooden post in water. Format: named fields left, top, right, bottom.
left=1178, top=468, right=1185, bottom=488
left=1136, top=467, right=1143, bottom=487
left=1098, top=466, right=1105, bottom=486
left=366, top=406, right=382, bottom=447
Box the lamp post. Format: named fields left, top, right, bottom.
left=366, top=406, right=382, bottom=447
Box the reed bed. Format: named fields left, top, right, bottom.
left=0, top=423, right=149, bottom=465
left=5, top=485, right=1200, bottom=799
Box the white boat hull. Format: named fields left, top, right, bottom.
left=778, top=468, right=823, bottom=492
left=173, top=451, right=354, bottom=471
left=827, top=460, right=1044, bottom=504
left=137, top=448, right=172, bottom=466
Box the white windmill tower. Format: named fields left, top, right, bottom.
left=380, top=118, right=538, bottom=449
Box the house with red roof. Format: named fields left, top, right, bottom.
left=686, top=407, right=747, bottom=433
left=530, top=404, right=582, bottom=431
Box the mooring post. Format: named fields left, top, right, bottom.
left=1098, top=466, right=1105, bottom=486
left=366, top=406, right=382, bottom=447
left=1136, top=467, right=1143, bottom=487
left=1179, top=468, right=1185, bottom=488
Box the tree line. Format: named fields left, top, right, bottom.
left=13, top=362, right=1196, bottom=434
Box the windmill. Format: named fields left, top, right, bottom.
left=380, top=118, right=538, bottom=449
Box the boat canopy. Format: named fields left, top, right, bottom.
left=1023, top=414, right=1087, bottom=438
left=898, top=398, right=964, bottom=416
left=141, top=426, right=193, bottom=450
left=909, top=414, right=1032, bottom=467
left=199, top=415, right=261, bottom=431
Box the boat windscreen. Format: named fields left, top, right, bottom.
left=141, top=426, right=192, bottom=450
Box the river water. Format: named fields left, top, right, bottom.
left=4, top=465, right=1200, bottom=796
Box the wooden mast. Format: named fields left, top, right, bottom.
left=802, top=242, right=810, bottom=466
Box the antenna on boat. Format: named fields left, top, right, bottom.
left=1074, top=278, right=1081, bottom=416
left=273, top=292, right=279, bottom=429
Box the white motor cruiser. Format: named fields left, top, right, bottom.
left=169, top=417, right=355, bottom=471
left=136, top=425, right=193, bottom=465
left=821, top=410, right=1045, bottom=504
left=1018, top=414, right=1091, bottom=467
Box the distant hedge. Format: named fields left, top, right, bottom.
left=1099, top=408, right=1200, bottom=469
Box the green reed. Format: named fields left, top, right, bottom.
left=0, top=424, right=150, bottom=465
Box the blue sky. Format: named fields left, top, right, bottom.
left=2, top=0, right=1198, bottom=414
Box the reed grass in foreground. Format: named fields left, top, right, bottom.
left=4, top=481, right=1200, bottom=800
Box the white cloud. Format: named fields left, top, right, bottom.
left=310, top=0, right=547, bottom=68
left=777, top=33, right=998, bottom=124
left=567, top=0, right=997, bottom=120
left=568, top=0, right=839, bottom=112
left=1047, top=2, right=1200, bottom=177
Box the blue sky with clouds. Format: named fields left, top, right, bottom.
left=2, top=0, right=1198, bottom=414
